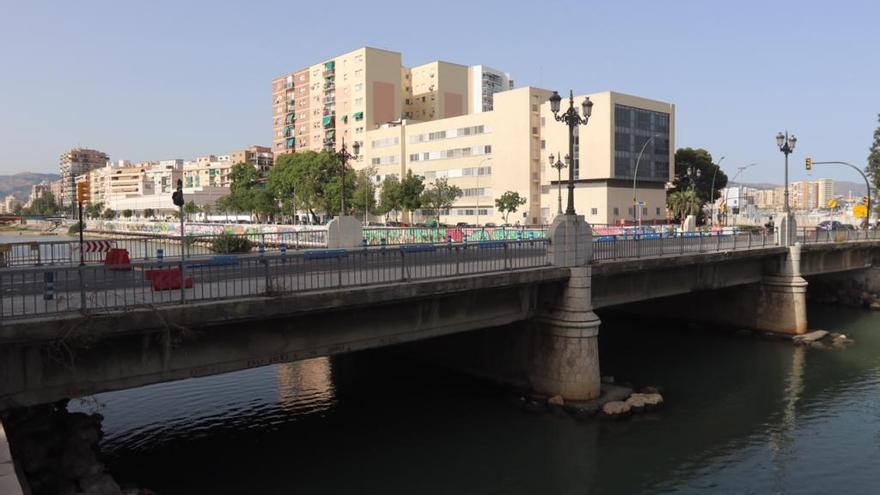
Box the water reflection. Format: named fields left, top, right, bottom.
left=275, top=357, right=335, bottom=414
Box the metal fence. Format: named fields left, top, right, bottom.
left=591, top=232, right=778, bottom=262
left=797, top=228, right=880, bottom=244
left=0, top=239, right=550, bottom=321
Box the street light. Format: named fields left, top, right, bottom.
left=776, top=131, right=797, bottom=213
left=709, top=156, right=726, bottom=226
left=632, top=133, right=664, bottom=226
left=549, top=152, right=568, bottom=215
left=723, top=163, right=756, bottom=226
left=328, top=138, right=360, bottom=217
left=475, top=157, right=492, bottom=226
left=549, top=90, right=593, bottom=215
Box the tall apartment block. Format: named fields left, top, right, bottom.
left=59, top=148, right=109, bottom=208
left=273, top=47, right=675, bottom=225
left=231, top=145, right=274, bottom=175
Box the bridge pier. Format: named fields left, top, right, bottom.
left=528, top=214, right=601, bottom=400
left=753, top=244, right=808, bottom=335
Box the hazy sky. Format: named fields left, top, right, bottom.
left=2, top=0, right=878, bottom=185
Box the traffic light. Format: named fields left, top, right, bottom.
left=171, top=179, right=185, bottom=207
left=805, top=157, right=813, bottom=170
left=76, top=181, right=90, bottom=203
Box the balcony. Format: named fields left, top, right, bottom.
left=322, top=115, right=335, bottom=129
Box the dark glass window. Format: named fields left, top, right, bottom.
left=613, top=104, right=671, bottom=182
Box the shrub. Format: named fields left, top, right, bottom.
left=68, top=222, right=86, bottom=235
left=211, top=234, right=252, bottom=254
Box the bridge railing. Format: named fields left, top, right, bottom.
left=0, top=239, right=550, bottom=322
left=797, top=227, right=880, bottom=244
left=591, top=232, right=776, bottom=262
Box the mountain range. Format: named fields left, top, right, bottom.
left=0, top=172, right=60, bottom=200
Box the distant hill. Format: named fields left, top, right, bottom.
left=0, top=172, right=60, bottom=200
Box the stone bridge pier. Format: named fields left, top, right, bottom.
left=527, top=214, right=601, bottom=400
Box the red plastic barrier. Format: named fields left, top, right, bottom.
left=104, top=248, right=132, bottom=270
left=148, top=267, right=193, bottom=291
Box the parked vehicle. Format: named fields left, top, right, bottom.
left=816, top=220, right=844, bottom=231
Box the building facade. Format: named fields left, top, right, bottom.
left=59, top=148, right=109, bottom=209
left=231, top=146, right=274, bottom=175
left=469, top=65, right=514, bottom=113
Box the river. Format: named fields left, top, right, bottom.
left=67, top=305, right=880, bottom=494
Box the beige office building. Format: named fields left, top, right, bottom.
left=816, top=178, right=834, bottom=208
left=276, top=47, right=675, bottom=225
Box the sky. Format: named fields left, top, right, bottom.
left=1, top=0, right=878, bottom=185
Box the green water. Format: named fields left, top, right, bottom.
left=73, top=305, right=880, bottom=494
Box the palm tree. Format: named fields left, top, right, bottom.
left=667, top=188, right=703, bottom=222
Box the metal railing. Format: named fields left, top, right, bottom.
left=797, top=227, right=880, bottom=244
left=0, top=239, right=551, bottom=321
left=591, top=232, right=778, bottom=262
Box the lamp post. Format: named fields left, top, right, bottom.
left=709, top=156, right=726, bottom=226
left=724, top=163, right=756, bottom=226
left=329, top=138, right=360, bottom=217
left=776, top=132, right=797, bottom=214
left=475, top=157, right=492, bottom=226
left=632, top=133, right=664, bottom=226
left=549, top=90, right=593, bottom=215
left=549, top=152, right=568, bottom=215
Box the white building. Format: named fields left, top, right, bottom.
left=469, top=65, right=514, bottom=113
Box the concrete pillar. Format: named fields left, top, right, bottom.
left=326, top=215, right=363, bottom=248
left=530, top=214, right=601, bottom=401
left=779, top=211, right=797, bottom=247
left=755, top=243, right=808, bottom=334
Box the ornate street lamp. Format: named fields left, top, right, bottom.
left=549, top=90, right=593, bottom=215
left=776, top=131, right=797, bottom=214
left=328, top=139, right=360, bottom=216
left=549, top=152, right=568, bottom=215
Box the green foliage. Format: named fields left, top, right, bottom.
left=268, top=150, right=354, bottom=221
left=143, top=208, right=155, bottom=219
left=85, top=202, right=104, bottom=219
left=67, top=221, right=86, bottom=234
left=349, top=166, right=378, bottom=218
left=494, top=191, right=527, bottom=223
left=211, top=234, right=253, bottom=254
left=27, top=192, right=58, bottom=216
left=122, top=209, right=133, bottom=218
left=667, top=188, right=703, bottom=221
left=101, top=208, right=116, bottom=220
left=183, top=201, right=200, bottom=216
left=377, top=175, right=402, bottom=219
left=670, top=148, right=728, bottom=202
left=399, top=170, right=425, bottom=215
left=420, top=177, right=463, bottom=221
left=866, top=114, right=880, bottom=213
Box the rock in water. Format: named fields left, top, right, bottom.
left=792, top=330, right=829, bottom=345
left=641, top=393, right=664, bottom=410
left=547, top=395, right=564, bottom=407
left=602, top=401, right=631, bottom=418
left=625, top=394, right=647, bottom=413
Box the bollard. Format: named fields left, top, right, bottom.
left=280, top=243, right=288, bottom=259
left=362, top=238, right=368, bottom=250
left=258, top=244, right=266, bottom=257
left=157, top=248, right=164, bottom=265
left=44, top=271, right=54, bottom=301
left=380, top=237, right=387, bottom=252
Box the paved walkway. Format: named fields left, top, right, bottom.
left=0, top=420, right=24, bottom=495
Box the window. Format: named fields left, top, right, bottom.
left=531, top=104, right=538, bottom=112
left=355, top=83, right=363, bottom=92
left=591, top=208, right=598, bottom=215
left=541, top=139, right=545, bottom=150
left=642, top=207, right=648, bottom=215
left=656, top=207, right=661, bottom=215
left=532, top=127, right=538, bottom=135
left=613, top=207, right=619, bottom=216
left=355, top=97, right=364, bottom=106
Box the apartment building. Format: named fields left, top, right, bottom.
left=231, top=146, right=274, bottom=175
left=816, top=178, right=834, bottom=208
left=469, top=65, right=514, bottom=113
left=539, top=91, right=675, bottom=225
left=27, top=182, right=53, bottom=207
left=183, top=155, right=234, bottom=189
left=59, top=148, right=109, bottom=208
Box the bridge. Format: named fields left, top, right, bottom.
left=1, top=215, right=879, bottom=411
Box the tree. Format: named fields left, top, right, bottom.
left=268, top=150, right=350, bottom=222
left=866, top=114, right=880, bottom=216
left=183, top=201, right=200, bottom=220
left=377, top=175, right=402, bottom=221
left=28, top=192, right=58, bottom=216
left=494, top=191, right=527, bottom=224
left=102, top=208, right=117, bottom=220
left=350, top=166, right=378, bottom=220
left=399, top=170, right=425, bottom=221
left=85, top=202, right=104, bottom=219
left=669, top=148, right=728, bottom=203
left=667, top=188, right=703, bottom=222
left=223, top=162, right=262, bottom=213
left=122, top=209, right=133, bottom=219
left=143, top=208, right=155, bottom=219
left=420, top=178, right=462, bottom=223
